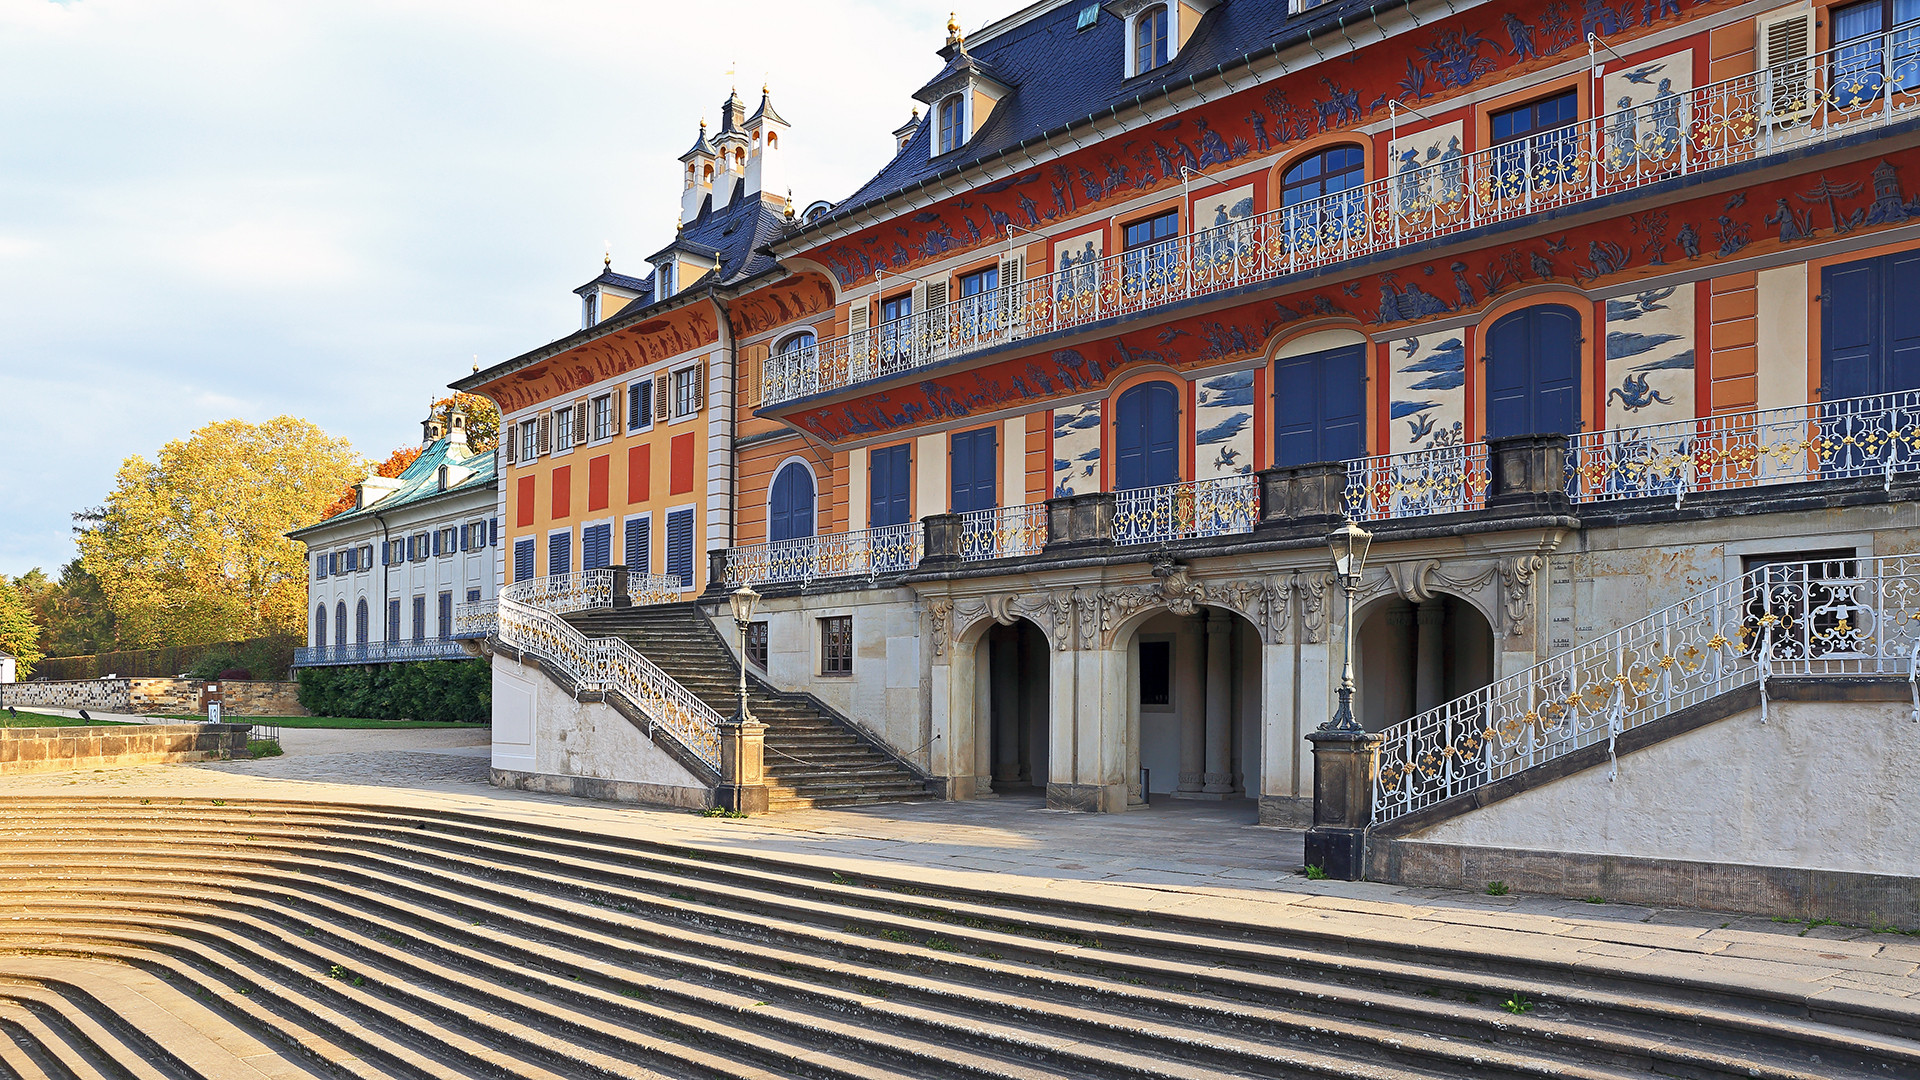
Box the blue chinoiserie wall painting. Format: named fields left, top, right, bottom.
left=1052, top=400, right=1103, bottom=496
left=1194, top=371, right=1256, bottom=479
left=1604, top=282, right=1696, bottom=423
left=1390, top=333, right=1468, bottom=452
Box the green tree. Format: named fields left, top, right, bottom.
left=45, top=558, right=116, bottom=657
left=0, top=577, right=46, bottom=677
left=77, top=417, right=364, bottom=649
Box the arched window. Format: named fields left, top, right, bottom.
left=1485, top=304, right=1582, bottom=438
left=767, top=131, right=778, bottom=149
left=335, top=602, right=347, bottom=650
left=937, top=94, right=965, bottom=155
left=1280, top=145, right=1367, bottom=207
left=1273, top=341, right=1367, bottom=466
left=777, top=330, right=817, bottom=356
left=702, top=163, right=713, bottom=182
left=1114, top=381, right=1181, bottom=490
left=315, top=604, right=328, bottom=648
left=768, top=462, right=817, bottom=543
left=356, top=599, right=369, bottom=644
left=1133, top=4, right=1170, bottom=75
left=1279, top=144, right=1368, bottom=248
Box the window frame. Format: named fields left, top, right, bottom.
left=819, top=614, right=853, bottom=676
left=1130, top=4, right=1170, bottom=77
left=746, top=620, right=769, bottom=669
left=627, top=377, right=655, bottom=432
left=1278, top=143, right=1368, bottom=208
left=670, top=364, right=702, bottom=420
left=519, top=418, right=539, bottom=462
left=935, top=93, right=966, bottom=155
left=552, top=405, right=577, bottom=454
left=591, top=393, right=613, bottom=442
left=1121, top=208, right=1180, bottom=252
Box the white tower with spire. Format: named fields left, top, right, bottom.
left=678, top=119, right=717, bottom=224
left=709, top=88, right=750, bottom=212
left=744, top=85, right=788, bottom=202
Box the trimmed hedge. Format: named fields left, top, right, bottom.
left=39, top=635, right=299, bottom=681
left=296, top=660, right=490, bottom=723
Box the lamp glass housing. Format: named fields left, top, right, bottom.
left=729, top=583, right=761, bottom=625
left=1328, top=519, right=1374, bottom=582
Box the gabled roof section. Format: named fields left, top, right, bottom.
left=291, top=437, right=496, bottom=538
left=913, top=42, right=1010, bottom=106
left=679, top=121, right=717, bottom=161
left=654, top=184, right=789, bottom=284
left=794, top=0, right=1386, bottom=237
left=572, top=267, right=654, bottom=299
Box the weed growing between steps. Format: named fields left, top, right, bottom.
left=247, top=739, right=283, bottom=758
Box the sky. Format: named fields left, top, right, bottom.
left=0, top=0, right=958, bottom=576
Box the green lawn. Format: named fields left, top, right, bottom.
left=0, top=711, right=136, bottom=728
left=156, top=715, right=485, bottom=730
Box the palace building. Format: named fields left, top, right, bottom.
left=457, top=0, right=1920, bottom=895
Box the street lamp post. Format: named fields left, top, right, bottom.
left=728, top=583, right=761, bottom=726
left=1321, top=517, right=1373, bottom=733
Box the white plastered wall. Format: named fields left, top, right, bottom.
left=490, top=655, right=708, bottom=806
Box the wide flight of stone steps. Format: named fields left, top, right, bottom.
left=2, top=798, right=1918, bottom=1080
left=566, top=603, right=931, bottom=811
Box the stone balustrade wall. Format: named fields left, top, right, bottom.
left=0, top=724, right=254, bottom=776
left=0, top=679, right=307, bottom=717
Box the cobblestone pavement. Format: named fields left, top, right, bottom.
left=1, top=729, right=1914, bottom=1009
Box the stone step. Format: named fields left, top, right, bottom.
left=7, top=807, right=1912, bottom=1076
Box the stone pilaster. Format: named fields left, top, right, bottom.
left=1303, top=727, right=1385, bottom=880
left=716, top=718, right=770, bottom=814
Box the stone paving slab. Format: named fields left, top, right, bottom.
left=0, top=729, right=1912, bottom=1016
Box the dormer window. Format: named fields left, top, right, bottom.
left=582, top=290, right=599, bottom=329
left=937, top=94, right=966, bottom=154
left=658, top=263, right=676, bottom=298
left=1133, top=4, right=1169, bottom=74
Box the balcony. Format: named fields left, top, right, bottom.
left=1112, top=476, right=1260, bottom=546
left=292, top=640, right=474, bottom=667
left=959, top=503, right=1048, bottom=562
left=453, top=599, right=498, bottom=639
left=722, top=523, right=923, bottom=587
left=763, top=29, right=1920, bottom=407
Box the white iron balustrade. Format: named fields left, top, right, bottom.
left=763, top=27, right=1920, bottom=406
left=452, top=599, right=498, bottom=639
left=1372, top=555, right=1920, bottom=826
left=1568, top=390, right=1920, bottom=505
left=723, top=522, right=924, bottom=586
left=1112, top=476, right=1259, bottom=546
left=959, top=503, right=1048, bottom=561
left=1344, top=442, right=1491, bottom=521
left=496, top=577, right=723, bottom=770
left=292, top=640, right=473, bottom=666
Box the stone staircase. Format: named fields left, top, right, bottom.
left=1, top=797, right=1917, bottom=1079
left=565, top=603, right=931, bottom=811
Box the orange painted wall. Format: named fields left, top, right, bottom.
left=1709, top=273, right=1759, bottom=415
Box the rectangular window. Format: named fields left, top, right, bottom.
left=672, top=366, right=702, bottom=418
left=415, top=533, right=430, bottom=562
left=958, top=265, right=998, bottom=297
left=513, top=537, right=535, bottom=583
left=520, top=419, right=539, bottom=461
left=1133, top=4, right=1168, bottom=74
left=1490, top=89, right=1580, bottom=184
left=412, top=596, right=426, bottom=642
left=316, top=553, right=328, bottom=580
left=819, top=615, right=853, bottom=675
left=628, top=380, right=653, bottom=430
left=869, top=443, right=912, bottom=527
left=881, top=292, right=913, bottom=325
left=1138, top=639, right=1172, bottom=706
left=548, top=531, right=572, bottom=577
left=1123, top=209, right=1179, bottom=251
left=551, top=464, right=572, bottom=519
left=628, top=443, right=652, bottom=503
left=592, top=394, right=613, bottom=441
left=443, top=526, right=458, bottom=554
left=388, top=599, right=402, bottom=642
left=359, top=544, right=373, bottom=568
left=467, top=588, right=482, bottom=604
left=624, top=515, right=651, bottom=574
left=553, top=407, right=576, bottom=452
left=949, top=427, right=997, bottom=514
left=666, top=508, right=694, bottom=588
left=582, top=522, right=612, bottom=570
left=587, top=454, right=610, bottom=512
left=437, top=592, right=452, bottom=640
left=746, top=621, right=768, bottom=669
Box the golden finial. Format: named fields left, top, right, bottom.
left=785, top=188, right=796, bottom=220
left=675, top=212, right=684, bottom=232
left=471, top=356, right=479, bottom=373
left=603, top=249, right=612, bottom=270
left=947, top=12, right=962, bottom=46
left=699, top=116, right=707, bottom=131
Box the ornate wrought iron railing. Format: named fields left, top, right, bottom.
left=959, top=503, right=1048, bottom=561
left=1344, top=442, right=1491, bottom=521
left=1112, top=475, right=1259, bottom=546
left=452, top=599, right=497, bottom=639
left=1567, top=390, right=1920, bottom=506
left=497, top=577, right=723, bottom=771
left=1372, top=555, right=1920, bottom=826
left=763, top=27, right=1920, bottom=406
left=501, top=569, right=686, bottom=616
left=291, top=640, right=473, bottom=667
left=722, top=523, right=924, bottom=586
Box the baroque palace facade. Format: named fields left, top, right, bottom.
left=458, top=0, right=1920, bottom=829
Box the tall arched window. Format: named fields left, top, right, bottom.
left=1485, top=304, right=1582, bottom=438
left=1280, top=144, right=1368, bottom=248
left=1133, top=4, right=1170, bottom=75
left=937, top=95, right=965, bottom=155
left=768, top=462, right=817, bottom=543
left=335, top=602, right=347, bottom=651
left=315, top=604, right=328, bottom=648
left=356, top=599, right=370, bottom=644
left=1114, top=381, right=1181, bottom=490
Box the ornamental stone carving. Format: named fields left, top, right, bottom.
left=1296, top=572, right=1331, bottom=644
left=926, top=598, right=954, bottom=657
left=1500, top=554, right=1546, bottom=638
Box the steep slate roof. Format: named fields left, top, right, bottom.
left=573, top=267, right=655, bottom=299
left=289, top=436, right=497, bottom=538
left=801, top=0, right=1391, bottom=232
left=667, top=183, right=791, bottom=285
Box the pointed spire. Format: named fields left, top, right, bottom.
left=748, top=83, right=786, bottom=126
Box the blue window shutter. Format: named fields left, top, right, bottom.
left=869, top=445, right=911, bottom=526
left=625, top=516, right=651, bottom=574
left=513, top=538, right=535, bottom=582
left=432, top=530, right=442, bottom=557
left=438, top=593, right=451, bottom=639
left=1891, top=250, right=1920, bottom=392
left=950, top=428, right=996, bottom=513
left=413, top=596, right=426, bottom=641
left=388, top=599, right=401, bottom=641
left=667, top=509, right=694, bottom=588
left=1321, top=346, right=1367, bottom=464
left=1116, top=382, right=1179, bottom=488
left=769, top=464, right=816, bottom=542
left=405, top=536, right=415, bottom=562
left=1822, top=260, right=1880, bottom=400
left=316, top=554, right=327, bottom=580
left=1487, top=305, right=1581, bottom=438
left=549, top=532, right=572, bottom=576
left=491, top=517, right=499, bottom=546
left=583, top=523, right=611, bottom=570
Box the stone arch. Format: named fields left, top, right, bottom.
left=954, top=609, right=1053, bottom=797
left=1108, top=599, right=1265, bottom=809
left=1353, top=586, right=1496, bottom=732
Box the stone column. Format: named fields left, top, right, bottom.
left=992, top=633, right=1021, bottom=783
left=1303, top=727, right=1384, bottom=880
left=1414, top=600, right=1445, bottom=714
left=1203, top=611, right=1234, bottom=795
left=970, top=636, right=996, bottom=797
left=716, top=718, right=770, bottom=814
left=1175, top=618, right=1205, bottom=795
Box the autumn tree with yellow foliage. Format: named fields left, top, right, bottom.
left=77, top=417, right=365, bottom=648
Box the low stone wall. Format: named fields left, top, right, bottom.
left=0, top=724, right=253, bottom=776
left=0, top=679, right=306, bottom=717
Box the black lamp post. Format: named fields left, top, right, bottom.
left=1321, top=517, right=1373, bottom=733
left=728, top=583, right=760, bottom=725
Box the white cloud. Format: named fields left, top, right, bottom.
left=0, top=0, right=960, bottom=573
